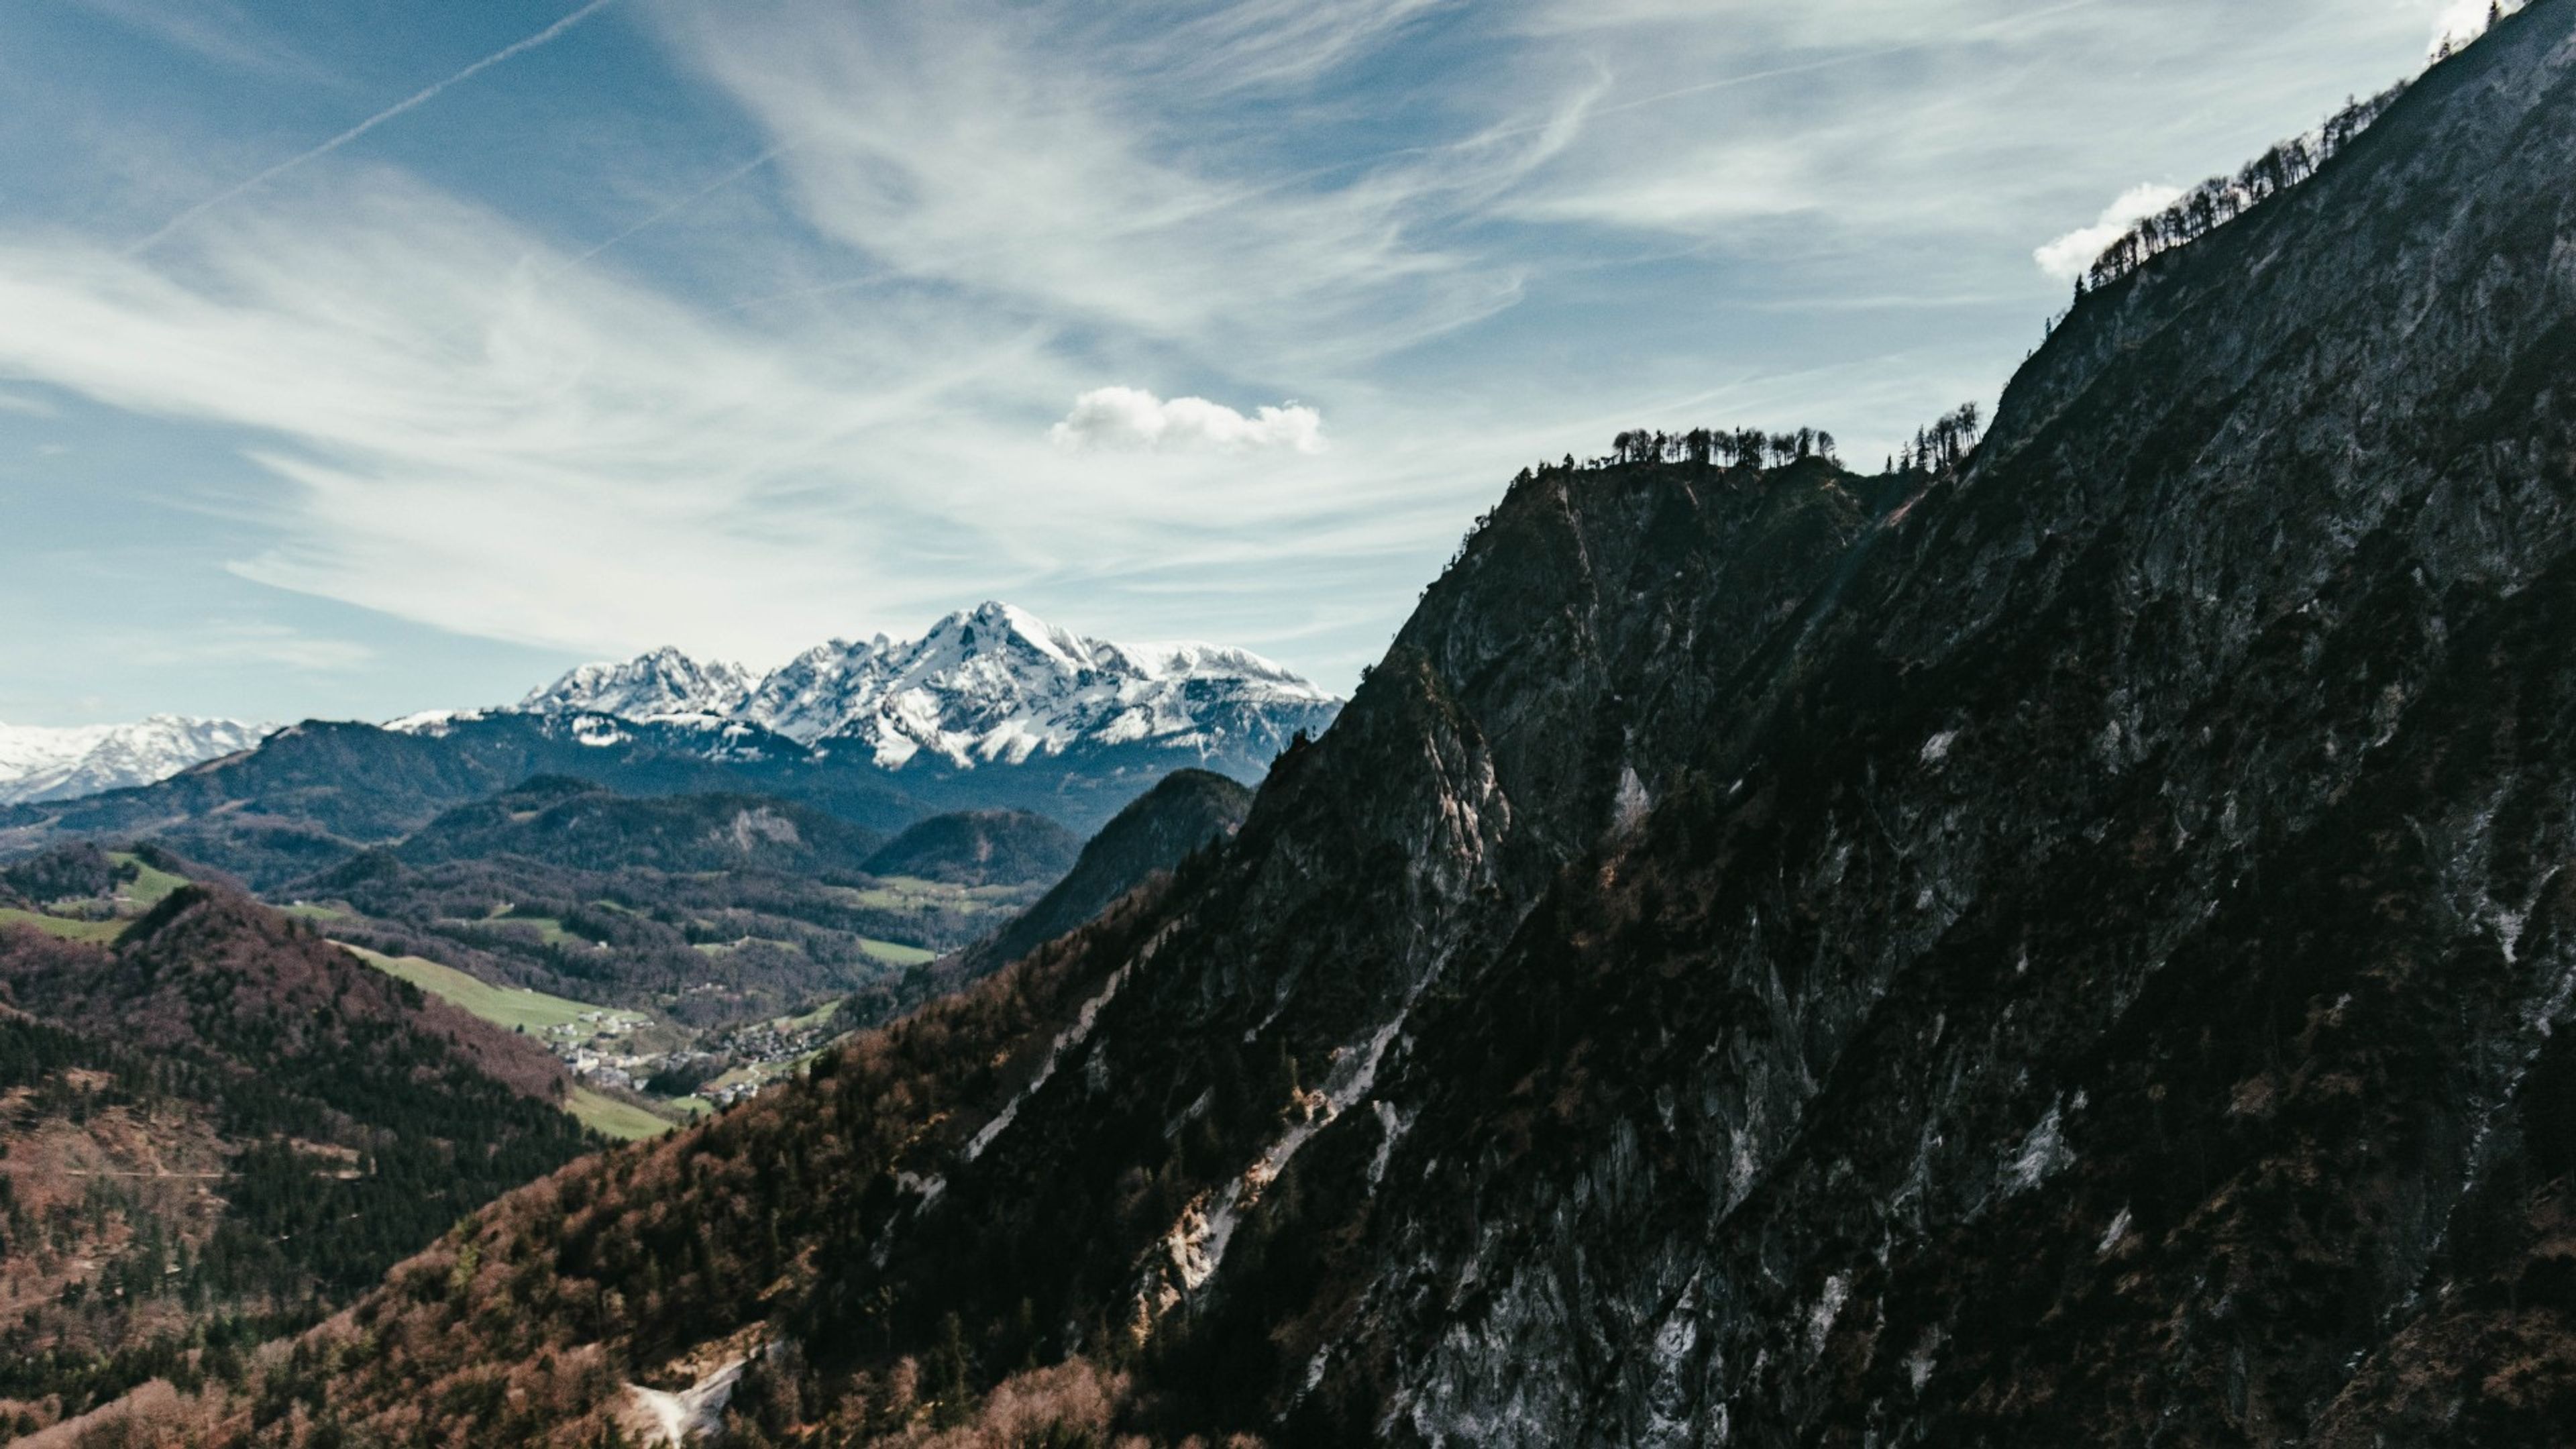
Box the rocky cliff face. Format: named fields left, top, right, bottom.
left=62, top=7, right=2576, bottom=1446
left=1269, top=10, right=2576, bottom=1440
left=810, top=8, right=2576, bottom=1442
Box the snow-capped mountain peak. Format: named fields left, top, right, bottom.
left=733, top=600, right=1338, bottom=770
left=0, top=714, right=276, bottom=805
left=520, top=646, right=756, bottom=722
left=495, top=603, right=1336, bottom=779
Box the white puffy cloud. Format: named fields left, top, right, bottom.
left=2033, top=182, right=2185, bottom=282
left=1049, top=386, right=1326, bottom=455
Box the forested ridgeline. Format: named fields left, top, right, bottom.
left=0, top=888, right=596, bottom=1433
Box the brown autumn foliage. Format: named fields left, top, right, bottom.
left=68, top=882, right=1184, bottom=1446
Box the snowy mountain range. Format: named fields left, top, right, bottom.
left=516, top=601, right=1342, bottom=773
left=0, top=715, right=276, bottom=806
left=0, top=604, right=1336, bottom=814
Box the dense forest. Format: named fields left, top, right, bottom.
left=859, top=810, right=1083, bottom=888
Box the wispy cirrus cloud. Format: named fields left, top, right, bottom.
left=64, top=0, right=327, bottom=80
left=125, top=620, right=374, bottom=672
left=649, top=0, right=1564, bottom=370
left=0, top=0, right=2483, bottom=719
left=127, top=0, right=623, bottom=254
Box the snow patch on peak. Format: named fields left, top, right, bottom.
left=737, top=601, right=1340, bottom=769
left=384, top=708, right=489, bottom=737
left=522, top=647, right=755, bottom=722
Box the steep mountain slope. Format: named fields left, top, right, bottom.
left=0, top=716, right=273, bottom=806
left=85, top=446, right=1894, bottom=1446
left=0, top=888, right=594, bottom=1430
left=394, top=777, right=885, bottom=878
left=953, top=769, right=1253, bottom=980
left=48, top=9, right=2576, bottom=1448
left=865, top=769, right=1254, bottom=1022
left=860, top=808, right=1083, bottom=888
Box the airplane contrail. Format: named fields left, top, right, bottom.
left=547, top=140, right=802, bottom=278
left=127, top=0, right=621, bottom=256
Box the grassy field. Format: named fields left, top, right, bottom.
left=494, top=910, right=578, bottom=947
left=431, top=904, right=585, bottom=947
left=277, top=901, right=350, bottom=922
left=0, top=908, right=127, bottom=943
left=565, top=1087, right=676, bottom=1140
left=779, top=1000, right=845, bottom=1032
left=107, top=852, right=189, bottom=910
left=337, top=943, right=637, bottom=1033
left=833, top=876, right=1040, bottom=916
left=692, top=936, right=801, bottom=957
left=859, top=936, right=936, bottom=965
left=0, top=854, right=195, bottom=943
left=704, top=1042, right=836, bottom=1097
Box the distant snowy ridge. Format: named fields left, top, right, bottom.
left=523, top=601, right=1340, bottom=771
left=0, top=715, right=275, bottom=805
left=517, top=646, right=755, bottom=722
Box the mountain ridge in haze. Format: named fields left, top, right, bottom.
left=0, top=715, right=275, bottom=806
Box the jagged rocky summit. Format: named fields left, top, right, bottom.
left=517, top=600, right=1341, bottom=775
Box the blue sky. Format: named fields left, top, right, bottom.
left=0, top=0, right=2485, bottom=725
